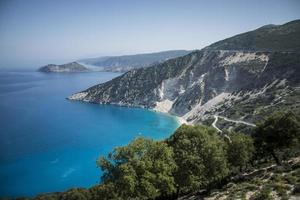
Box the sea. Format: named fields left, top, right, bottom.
left=0, top=71, right=180, bottom=198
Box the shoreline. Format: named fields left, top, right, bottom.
left=175, top=115, right=188, bottom=126
left=68, top=96, right=188, bottom=127
left=150, top=108, right=187, bottom=126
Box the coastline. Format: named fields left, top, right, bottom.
left=68, top=93, right=188, bottom=127
left=174, top=115, right=188, bottom=126
left=152, top=100, right=188, bottom=126
left=151, top=107, right=188, bottom=126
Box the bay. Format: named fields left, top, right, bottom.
left=0, top=71, right=179, bottom=198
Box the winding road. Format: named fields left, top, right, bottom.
left=212, top=115, right=222, bottom=132
left=217, top=115, right=256, bottom=127
left=212, top=115, right=256, bottom=143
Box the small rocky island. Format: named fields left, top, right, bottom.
left=38, top=62, right=90, bottom=73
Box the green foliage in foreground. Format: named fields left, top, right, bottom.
left=254, top=111, right=300, bottom=165
left=226, top=132, right=255, bottom=171
left=27, top=111, right=300, bottom=200
left=97, top=138, right=177, bottom=199
left=167, top=125, right=229, bottom=194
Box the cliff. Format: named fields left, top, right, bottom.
left=69, top=20, right=300, bottom=131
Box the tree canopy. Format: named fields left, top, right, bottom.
left=254, top=111, right=300, bottom=164
left=97, top=137, right=177, bottom=199
left=226, top=131, right=255, bottom=171
left=167, top=124, right=229, bottom=194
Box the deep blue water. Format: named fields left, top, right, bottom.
left=0, top=71, right=179, bottom=198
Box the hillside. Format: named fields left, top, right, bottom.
left=69, top=20, right=300, bottom=132
left=205, top=19, right=300, bottom=52
left=78, top=50, right=192, bottom=72
left=38, top=62, right=90, bottom=73
left=179, top=157, right=300, bottom=200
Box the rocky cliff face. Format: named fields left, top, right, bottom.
left=69, top=20, right=300, bottom=131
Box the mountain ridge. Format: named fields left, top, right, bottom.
left=204, top=19, right=300, bottom=52
left=78, top=50, right=192, bottom=72
left=69, top=20, right=300, bottom=131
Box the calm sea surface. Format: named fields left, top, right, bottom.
left=0, top=71, right=179, bottom=197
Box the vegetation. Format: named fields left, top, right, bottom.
left=206, top=19, right=300, bottom=51
left=97, top=138, right=177, bottom=199
left=226, top=131, right=255, bottom=171
left=167, top=125, right=229, bottom=194
left=19, top=111, right=300, bottom=200
left=253, top=111, right=300, bottom=165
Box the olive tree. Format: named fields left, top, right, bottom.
left=226, top=132, right=255, bottom=171
left=254, top=111, right=300, bottom=165
left=97, top=137, right=177, bottom=199
left=167, top=124, right=229, bottom=194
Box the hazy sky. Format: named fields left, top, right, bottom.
left=0, top=0, right=300, bottom=68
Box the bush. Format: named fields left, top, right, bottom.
left=293, top=184, right=300, bottom=195
left=253, top=111, right=300, bottom=165
left=252, top=187, right=272, bottom=200
left=226, top=132, right=255, bottom=171
left=60, top=188, right=91, bottom=200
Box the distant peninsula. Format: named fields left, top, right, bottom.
left=38, top=62, right=90, bottom=73
left=78, top=50, right=191, bottom=72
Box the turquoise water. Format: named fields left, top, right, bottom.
left=0, top=71, right=179, bottom=198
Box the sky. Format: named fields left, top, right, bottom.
left=0, top=0, right=300, bottom=68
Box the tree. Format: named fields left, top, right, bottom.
left=253, top=111, right=300, bottom=165
left=60, top=188, right=91, bottom=200
left=226, top=132, right=255, bottom=171
left=89, top=183, right=120, bottom=200
left=97, top=137, right=177, bottom=199
left=167, top=124, right=229, bottom=194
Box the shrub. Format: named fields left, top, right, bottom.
left=226, top=132, right=255, bottom=171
